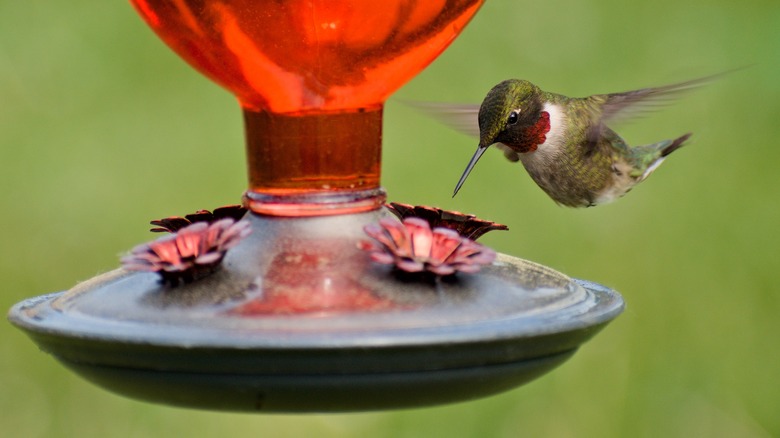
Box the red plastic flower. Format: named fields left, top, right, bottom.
left=385, top=202, right=508, bottom=240
left=150, top=204, right=247, bottom=233
left=360, top=217, right=496, bottom=276
left=122, top=218, right=251, bottom=285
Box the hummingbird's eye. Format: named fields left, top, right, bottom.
left=507, top=111, right=519, bottom=125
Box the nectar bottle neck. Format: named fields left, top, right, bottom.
left=242, top=107, right=385, bottom=217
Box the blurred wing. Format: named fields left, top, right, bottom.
left=403, top=101, right=481, bottom=137
left=586, top=71, right=732, bottom=146
left=597, top=74, right=720, bottom=124
left=404, top=101, right=522, bottom=162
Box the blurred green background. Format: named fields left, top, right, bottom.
left=2, top=1, right=779, bottom=436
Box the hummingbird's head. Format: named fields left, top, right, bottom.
left=477, top=79, right=543, bottom=150
left=453, top=79, right=545, bottom=197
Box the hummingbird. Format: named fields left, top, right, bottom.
left=421, top=76, right=715, bottom=207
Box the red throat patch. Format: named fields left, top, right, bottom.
left=523, top=111, right=551, bottom=153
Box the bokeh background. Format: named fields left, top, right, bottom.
left=2, top=1, right=779, bottom=436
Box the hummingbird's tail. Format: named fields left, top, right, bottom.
left=634, top=133, right=692, bottom=181
left=661, top=132, right=693, bottom=157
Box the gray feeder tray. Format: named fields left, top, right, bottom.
left=8, top=210, right=623, bottom=412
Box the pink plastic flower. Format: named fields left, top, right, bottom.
left=385, top=202, right=508, bottom=240
left=150, top=204, right=247, bottom=233
left=360, top=217, right=496, bottom=276
left=123, top=218, right=251, bottom=285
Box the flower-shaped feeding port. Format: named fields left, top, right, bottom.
left=385, top=202, right=509, bottom=240
left=123, top=218, right=251, bottom=286
left=8, top=0, right=624, bottom=413
left=150, top=204, right=247, bottom=233
left=361, top=217, right=496, bottom=276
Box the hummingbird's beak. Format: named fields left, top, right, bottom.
left=453, top=144, right=488, bottom=197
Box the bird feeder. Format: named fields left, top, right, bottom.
left=8, top=0, right=623, bottom=412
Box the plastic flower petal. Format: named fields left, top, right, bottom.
left=122, top=218, right=251, bottom=286
left=150, top=204, right=247, bottom=233
left=360, top=217, right=496, bottom=276
left=385, top=202, right=508, bottom=240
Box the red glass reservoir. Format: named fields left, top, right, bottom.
left=130, top=0, right=484, bottom=215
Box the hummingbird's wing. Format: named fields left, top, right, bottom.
left=403, top=101, right=481, bottom=137
left=596, top=75, right=716, bottom=124
left=585, top=71, right=731, bottom=148
left=404, top=101, right=522, bottom=162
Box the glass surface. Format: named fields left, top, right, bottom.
left=131, top=0, right=484, bottom=113
left=130, top=0, right=484, bottom=215
left=243, top=107, right=382, bottom=196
